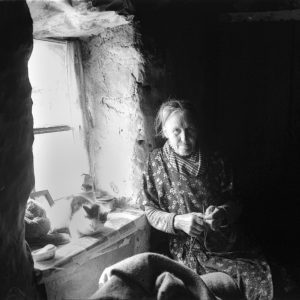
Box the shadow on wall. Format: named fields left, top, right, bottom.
left=137, top=8, right=300, bottom=263
left=216, top=21, right=300, bottom=262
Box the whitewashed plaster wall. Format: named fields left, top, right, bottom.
left=80, top=24, right=154, bottom=205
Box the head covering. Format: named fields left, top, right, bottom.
left=163, top=142, right=205, bottom=177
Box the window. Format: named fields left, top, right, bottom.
left=28, top=39, right=89, bottom=200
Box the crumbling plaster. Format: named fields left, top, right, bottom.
left=27, top=0, right=131, bottom=39
left=26, top=0, right=161, bottom=205
left=80, top=24, right=154, bottom=204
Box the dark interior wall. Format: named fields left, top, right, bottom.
left=0, top=1, right=37, bottom=298
left=138, top=8, right=300, bottom=264
left=217, top=21, right=300, bottom=262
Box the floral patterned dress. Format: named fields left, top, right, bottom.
left=142, top=146, right=273, bottom=300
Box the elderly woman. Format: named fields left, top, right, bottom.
left=142, top=100, right=273, bottom=300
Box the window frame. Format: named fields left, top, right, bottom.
left=30, top=38, right=90, bottom=198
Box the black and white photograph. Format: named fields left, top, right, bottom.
left=0, top=0, right=299, bottom=299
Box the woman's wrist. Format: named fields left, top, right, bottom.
left=173, top=214, right=182, bottom=231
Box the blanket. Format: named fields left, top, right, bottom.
left=90, top=252, right=243, bottom=300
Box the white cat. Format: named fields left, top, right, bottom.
left=45, top=195, right=107, bottom=239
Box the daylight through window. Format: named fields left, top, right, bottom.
left=28, top=39, right=89, bottom=200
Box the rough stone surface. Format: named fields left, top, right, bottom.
left=27, top=0, right=130, bottom=39
left=80, top=24, right=153, bottom=205
left=0, top=2, right=37, bottom=299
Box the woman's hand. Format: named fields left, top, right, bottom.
left=204, top=206, right=227, bottom=231
left=174, top=212, right=206, bottom=237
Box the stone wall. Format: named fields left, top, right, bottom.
left=0, top=2, right=37, bottom=299
left=80, top=24, right=155, bottom=205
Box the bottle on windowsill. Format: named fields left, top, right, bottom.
left=81, top=174, right=95, bottom=201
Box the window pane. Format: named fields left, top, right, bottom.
left=28, top=40, right=72, bottom=127
left=33, top=131, right=86, bottom=199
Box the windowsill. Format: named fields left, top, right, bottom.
left=33, top=207, right=148, bottom=277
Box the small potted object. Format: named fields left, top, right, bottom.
left=95, top=193, right=116, bottom=213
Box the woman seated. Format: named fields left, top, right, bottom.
left=142, top=99, right=273, bottom=300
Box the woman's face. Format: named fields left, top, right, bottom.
left=163, top=110, right=198, bottom=156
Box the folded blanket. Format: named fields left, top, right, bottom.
left=90, top=252, right=243, bottom=300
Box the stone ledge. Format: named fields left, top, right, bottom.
left=33, top=208, right=149, bottom=278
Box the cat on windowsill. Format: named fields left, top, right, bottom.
left=46, top=195, right=108, bottom=239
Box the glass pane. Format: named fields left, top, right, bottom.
left=28, top=40, right=72, bottom=127
left=33, top=131, right=87, bottom=199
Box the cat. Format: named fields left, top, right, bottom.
left=45, top=195, right=108, bottom=239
